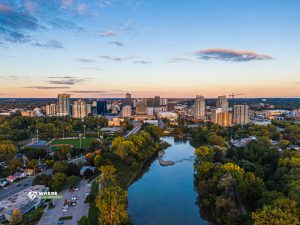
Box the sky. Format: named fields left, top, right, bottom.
left=0, top=0, right=300, bottom=98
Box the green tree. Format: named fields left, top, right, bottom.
left=195, top=146, right=215, bottom=162
left=50, top=172, right=67, bottom=192
left=67, top=175, right=81, bottom=188
left=98, top=166, right=116, bottom=187
left=96, top=185, right=128, bottom=225
left=0, top=142, right=18, bottom=162
left=53, top=162, right=68, bottom=174
left=77, top=216, right=89, bottom=225
left=10, top=208, right=22, bottom=225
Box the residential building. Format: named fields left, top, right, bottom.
left=216, top=95, right=228, bottom=112
left=233, top=105, right=249, bottom=125
left=45, top=104, right=57, bottom=116
left=154, top=96, right=160, bottom=107
left=195, top=95, right=205, bottom=118
left=122, top=105, right=132, bottom=117
left=160, top=98, right=168, bottom=106
left=211, top=108, right=232, bottom=127
left=57, top=93, right=70, bottom=116
left=72, top=100, right=87, bottom=119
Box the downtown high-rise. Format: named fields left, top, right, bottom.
left=195, top=95, right=205, bottom=118
left=233, top=105, right=249, bottom=125
left=57, top=93, right=70, bottom=116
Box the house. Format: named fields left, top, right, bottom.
left=6, top=175, right=17, bottom=183
left=24, top=169, right=34, bottom=176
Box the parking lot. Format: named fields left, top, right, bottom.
left=38, top=179, right=91, bottom=225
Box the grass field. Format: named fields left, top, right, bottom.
left=51, top=138, right=95, bottom=149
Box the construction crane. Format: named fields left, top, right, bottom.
left=229, top=93, right=244, bottom=99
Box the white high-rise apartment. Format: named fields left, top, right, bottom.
left=57, top=93, right=70, bottom=116
left=195, top=95, right=205, bottom=118
left=72, top=100, right=87, bottom=119
left=233, top=105, right=249, bottom=125
left=122, top=105, right=132, bottom=117
left=45, top=104, right=57, bottom=116
left=216, top=95, right=228, bottom=112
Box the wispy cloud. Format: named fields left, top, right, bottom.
left=77, top=3, right=87, bottom=15
left=83, top=67, right=103, bottom=71
left=24, top=86, right=70, bottom=89
left=0, top=75, right=18, bottom=80
left=33, top=40, right=64, bottom=49
left=99, top=30, right=117, bottom=37
left=99, top=55, right=134, bottom=62
left=47, top=76, right=88, bottom=85
left=49, top=18, right=85, bottom=32
left=110, top=41, right=125, bottom=47
left=132, top=60, right=151, bottom=64
left=194, top=48, right=273, bottom=62
left=76, top=58, right=95, bottom=63
left=120, top=19, right=134, bottom=32
left=168, top=57, right=195, bottom=63
left=0, top=4, right=40, bottom=43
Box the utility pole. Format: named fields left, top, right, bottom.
left=83, top=125, right=86, bottom=139
left=79, top=133, right=82, bottom=149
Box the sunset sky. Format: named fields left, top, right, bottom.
left=0, top=0, right=300, bottom=98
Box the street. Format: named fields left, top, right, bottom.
left=0, top=169, right=52, bottom=201
left=38, top=179, right=90, bottom=225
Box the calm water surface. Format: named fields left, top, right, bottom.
left=128, top=137, right=211, bottom=225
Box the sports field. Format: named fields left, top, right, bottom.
left=51, top=138, right=95, bottom=149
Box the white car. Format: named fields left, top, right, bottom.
left=62, top=208, right=68, bottom=212
left=73, top=187, right=79, bottom=191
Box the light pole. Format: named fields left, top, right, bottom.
left=83, top=125, right=86, bottom=139
left=79, top=133, right=82, bottom=149
left=97, top=126, right=100, bottom=139
left=36, top=129, right=39, bottom=141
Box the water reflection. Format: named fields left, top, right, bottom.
left=127, top=136, right=211, bottom=225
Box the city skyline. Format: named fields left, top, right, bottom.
left=1, top=0, right=300, bottom=98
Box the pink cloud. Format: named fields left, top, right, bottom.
left=194, top=48, right=273, bottom=62
left=24, top=1, right=37, bottom=14
left=77, top=3, right=87, bottom=14
left=62, top=0, right=73, bottom=7
left=0, top=4, right=12, bottom=12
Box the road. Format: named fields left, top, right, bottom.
left=38, top=180, right=90, bottom=225
left=124, top=122, right=142, bottom=138
left=0, top=169, right=52, bottom=201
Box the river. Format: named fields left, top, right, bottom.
left=127, top=136, right=211, bottom=225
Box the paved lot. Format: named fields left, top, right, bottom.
left=38, top=179, right=90, bottom=225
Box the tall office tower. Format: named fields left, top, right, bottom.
left=167, top=103, right=175, bottom=111
left=124, top=93, right=132, bottom=105
left=96, top=100, right=107, bottom=115
left=57, top=93, right=70, bottom=116
left=121, top=105, right=132, bottom=118
left=45, top=104, right=57, bottom=116
left=136, top=99, right=147, bottom=115
left=133, top=99, right=139, bottom=108
left=216, top=95, right=229, bottom=112
left=72, top=100, right=87, bottom=119
left=160, top=98, right=168, bottom=106
left=217, top=112, right=232, bottom=127
left=154, top=96, right=160, bottom=107
left=195, top=95, right=205, bottom=118
left=233, top=105, right=249, bottom=125
left=87, top=104, right=92, bottom=115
